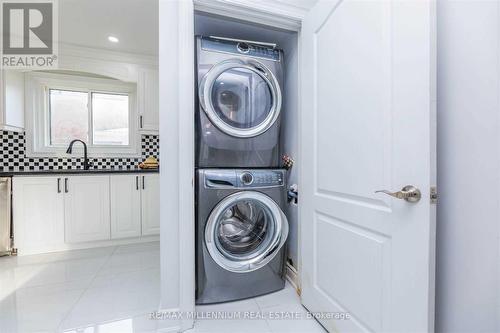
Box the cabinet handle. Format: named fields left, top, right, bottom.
left=142, top=176, right=145, bottom=190
left=64, top=178, right=68, bottom=193
left=140, top=115, right=143, bottom=129
left=136, top=176, right=139, bottom=190
left=57, top=178, right=61, bottom=193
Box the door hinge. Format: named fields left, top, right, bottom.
left=430, top=186, right=438, bottom=204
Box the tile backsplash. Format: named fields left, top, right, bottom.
left=0, top=130, right=159, bottom=172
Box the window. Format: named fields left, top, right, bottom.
left=92, top=93, right=130, bottom=146
left=26, top=72, right=139, bottom=157
left=49, top=89, right=89, bottom=144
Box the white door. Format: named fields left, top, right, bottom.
left=64, top=176, right=111, bottom=243
left=300, top=1, right=436, bottom=332
left=141, top=174, right=160, bottom=235
left=12, top=177, right=64, bottom=254
left=110, top=175, right=142, bottom=239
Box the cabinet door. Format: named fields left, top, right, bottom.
left=141, top=174, right=160, bottom=235
left=138, top=68, right=159, bottom=132
left=110, top=175, right=141, bottom=239
left=1, top=70, right=25, bottom=132
left=64, top=176, right=111, bottom=243
left=13, top=177, right=64, bottom=253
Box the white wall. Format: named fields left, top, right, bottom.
left=436, top=1, right=500, bottom=331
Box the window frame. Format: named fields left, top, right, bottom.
left=25, top=72, right=140, bottom=158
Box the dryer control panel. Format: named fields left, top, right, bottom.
left=204, top=169, right=285, bottom=189
left=200, top=36, right=282, bottom=62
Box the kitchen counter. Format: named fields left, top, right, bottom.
left=0, top=168, right=159, bottom=177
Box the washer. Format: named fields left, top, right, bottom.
left=196, top=169, right=289, bottom=304
left=196, top=36, right=284, bottom=168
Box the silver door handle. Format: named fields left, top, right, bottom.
left=375, top=185, right=421, bottom=203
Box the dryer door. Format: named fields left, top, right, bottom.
left=199, top=60, right=282, bottom=138
left=205, top=191, right=288, bottom=273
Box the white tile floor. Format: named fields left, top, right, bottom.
left=190, top=284, right=326, bottom=333
left=0, top=242, right=325, bottom=333
left=0, top=242, right=160, bottom=333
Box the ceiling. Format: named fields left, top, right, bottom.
left=58, top=0, right=318, bottom=57
left=59, top=0, right=159, bottom=56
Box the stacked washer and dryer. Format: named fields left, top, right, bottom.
left=195, top=36, right=290, bottom=304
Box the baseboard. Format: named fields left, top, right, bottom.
left=285, top=262, right=301, bottom=295
left=16, top=235, right=160, bottom=256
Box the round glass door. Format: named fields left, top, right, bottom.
left=199, top=60, right=282, bottom=138
left=205, top=191, right=288, bottom=273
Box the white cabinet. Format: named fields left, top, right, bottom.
left=138, top=68, right=159, bottom=132
left=110, top=175, right=142, bottom=239
left=12, top=173, right=159, bottom=255
left=0, top=70, right=25, bottom=132
left=12, top=177, right=64, bottom=253
left=64, top=176, right=111, bottom=243
left=141, top=174, right=160, bottom=235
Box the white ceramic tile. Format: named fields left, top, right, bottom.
left=61, top=313, right=158, bottom=333
left=0, top=280, right=87, bottom=333
left=192, top=317, right=271, bottom=333
left=114, top=241, right=160, bottom=254
left=193, top=297, right=270, bottom=332
left=0, top=243, right=162, bottom=333
left=60, top=268, right=161, bottom=331
left=263, top=303, right=327, bottom=333
left=254, top=283, right=300, bottom=310
left=96, top=249, right=160, bottom=277
left=196, top=298, right=260, bottom=314
left=21, top=256, right=108, bottom=289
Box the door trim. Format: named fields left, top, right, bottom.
left=160, top=1, right=303, bottom=332
left=193, top=0, right=306, bottom=31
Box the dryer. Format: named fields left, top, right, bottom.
left=196, top=169, right=289, bottom=304
left=196, top=36, right=284, bottom=168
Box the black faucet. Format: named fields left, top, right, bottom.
left=66, top=139, right=91, bottom=170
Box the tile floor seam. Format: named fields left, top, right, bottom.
left=55, top=245, right=118, bottom=332
left=254, top=298, right=276, bottom=333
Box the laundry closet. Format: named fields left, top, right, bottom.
left=193, top=12, right=301, bottom=303
left=160, top=1, right=436, bottom=332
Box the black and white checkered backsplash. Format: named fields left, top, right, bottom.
left=0, top=130, right=159, bottom=172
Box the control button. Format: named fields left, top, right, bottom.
left=237, top=43, right=250, bottom=53
left=240, top=172, right=254, bottom=185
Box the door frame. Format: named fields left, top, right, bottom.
left=159, top=1, right=304, bottom=332
left=160, top=1, right=436, bottom=332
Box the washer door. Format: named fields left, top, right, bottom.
left=199, top=59, right=282, bottom=138
left=205, top=191, right=289, bottom=273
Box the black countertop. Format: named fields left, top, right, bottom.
left=0, top=168, right=159, bottom=176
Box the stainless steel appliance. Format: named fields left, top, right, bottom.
left=196, top=169, right=289, bottom=304
left=0, top=177, right=12, bottom=256
left=196, top=36, right=284, bottom=168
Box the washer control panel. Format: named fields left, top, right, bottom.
left=204, top=169, right=285, bottom=189
left=236, top=170, right=284, bottom=188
